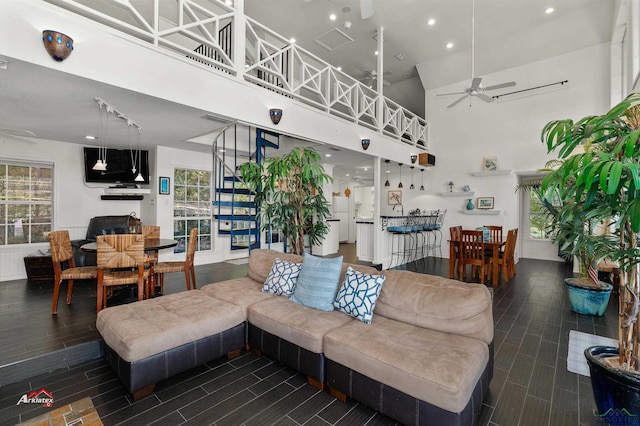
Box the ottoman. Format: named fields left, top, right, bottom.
left=97, top=290, right=245, bottom=399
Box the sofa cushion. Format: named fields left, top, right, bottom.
left=247, top=249, right=303, bottom=284
left=262, top=258, right=302, bottom=296
left=200, top=277, right=275, bottom=318
left=334, top=266, right=385, bottom=324
left=324, top=316, right=489, bottom=414
left=375, top=270, right=494, bottom=344
left=248, top=297, right=352, bottom=353
left=96, top=290, right=244, bottom=362
left=290, top=253, right=343, bottom=311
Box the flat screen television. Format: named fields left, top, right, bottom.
left=84, top=147, right=150, bottom=184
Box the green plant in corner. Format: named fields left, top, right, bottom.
left=240, top=147, right=332, bottom=255
left=540, top=93, right=640, bottom=375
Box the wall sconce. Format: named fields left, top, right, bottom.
left=410, top=154, right=417, bottom=164
left=361, top=139, right=370, bottom=150
left=42, top=30, right=74, bottom=62
left=384, top=160, right=390, bottom=187
left=269, top=108, right=283, bottom=125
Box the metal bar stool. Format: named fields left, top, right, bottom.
left=388, top=219, right=413, bottom=268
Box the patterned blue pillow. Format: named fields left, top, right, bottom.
left=262, top=258, right=302, bottom=296
left=334, top=266, right=386, bottom=324
left=289, top=253, right=343, bottom=311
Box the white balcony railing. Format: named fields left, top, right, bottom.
left=44, top=0, right=429, bottom=148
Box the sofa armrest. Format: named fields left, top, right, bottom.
left=71, top=239, right=95, bottom=267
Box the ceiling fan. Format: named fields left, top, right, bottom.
left=358, top=70, right=391, bottom=87
left=437, top=0, right=516, bottom=108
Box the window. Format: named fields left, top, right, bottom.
left=529, top=191, right=552, bottom=240
left=0, top=161, right=53, bottom=245
left=173, top=168, right=212, bottom=253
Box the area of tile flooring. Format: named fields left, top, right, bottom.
left=0, top=249, right=620, bottom=425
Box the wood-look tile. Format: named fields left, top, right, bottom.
left=507, top=353, right=535, bottom=386
left=117, top=388, right=206, bottom=426
left=519, top=333, right=542, bottom=357
left=317, top=399, right=358, bottom=424
left=288, top=387, right=337, bottom=424
left=245, top=384, right=319, bottom=426
left=490, top=380, right=528, bottom=425
left=528, top=362, right=555, bottom=401
left=550, top=387, right=579, bottom=426
left=216, top=382, right=296, bottom=425
left=536, top=340, right=559, bottom=368
left=519, top=394, right=551, bottom=426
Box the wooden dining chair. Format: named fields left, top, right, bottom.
left=459, top=230, right=492, bottom=285
left=154, top=228, right=198, bottom=292
left=96, top=234, right=149, bottom=313
left=141, top=225, right=160, bottom=296
left=484, top=225, right=503, bottom=242
left=48, top=230, right=98, bottom=314
left=449, top=226, right=462, bottom=278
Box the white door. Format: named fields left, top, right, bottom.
left=519, top=181, right=564, bottom=262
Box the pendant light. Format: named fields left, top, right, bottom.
left=134, top=129, right=144, bottom=182
left=410, top=166, right=415, bottom=190
left=420, top=168, right=425, bottom=191
left=398, top=163, right=403, bottom=189
left=92, top=103, right=108, bottom=171
left=384, top=159, right=390, bottom=187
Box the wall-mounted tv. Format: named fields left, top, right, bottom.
left=84, top=147, right=150, bottom=184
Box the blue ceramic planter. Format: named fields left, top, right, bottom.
left=565, top=278, right=613, bottom=316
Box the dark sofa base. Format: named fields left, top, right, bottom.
left=248, top=323, right=325, bottom=386
left=102, top=322, right=246, bottom=398
left=326, top=342, right=494, bottom=426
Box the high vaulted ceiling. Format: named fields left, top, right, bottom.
left=0, top=0, right=617, bottom=185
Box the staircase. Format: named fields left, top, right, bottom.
left=213, top=126, right=279, bottom=252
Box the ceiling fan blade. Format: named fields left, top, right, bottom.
left=437, top=91, right=466, bottom=96
left=484, top=81, right=516, bottom=91
left=360, top=0, right=374, bottom=19
left=470, top=77, right=482, bottom=91
left=447, top=95, right=468, bottom=108
left=476, top=93, right=494, bottom=103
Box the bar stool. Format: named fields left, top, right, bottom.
left=388, top=223, right=413, bottom=268
left=422, top=210, right=439, bottom=257
left=431, top=209, right=447, bottom=258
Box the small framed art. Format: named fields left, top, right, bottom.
left=483, top=156, right=498, bottom=172
left=159, top=176, right=170, bottom=195
left=387, top=190, right=402, bottom=205
left=477, top=197, right=494, bottom=209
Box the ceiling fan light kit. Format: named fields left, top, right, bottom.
left=437, top=0, right=516, bottom=108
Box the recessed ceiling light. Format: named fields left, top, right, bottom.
left=545, top=7, right=554, bottom=14
left=374, top=50, right=379, bottom=55
left=345, top=174, right=350, bottom=177
left=337, top=66, right=342, bottom=71
left=329, top=13, right=336, bottom=20
left=85, top=135, right=96, bottom=140
left=446, top=42, right=454, bottom=49
left=289, top=38, right=296, bottom=43
left=225, top=0, right=233, bottom=5
left=427, top=18, right=436, bottom=26
left=363, top=167, right=369, bottom=171
left=325, top=153, right=332, bottom=157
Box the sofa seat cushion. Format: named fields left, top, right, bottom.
left=375, top=270, right=494, bottom=344
left=324, top=316, right=489, bottom=414
left=96, top=290, right=244, bottom=362
left=248, top=297, right=353, bottom=354
left=201, top=277, right=275, bottom=318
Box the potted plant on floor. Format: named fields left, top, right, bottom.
left=540, top=92, right=640, bottom=422
left=240, top=147, right=332, bottom=255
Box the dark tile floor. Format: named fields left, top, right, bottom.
left=0, top=245, right=620, bottom=425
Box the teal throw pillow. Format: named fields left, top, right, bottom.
left=290, top=252, right=344, bottom=311
left=334, top=266, right=385, bottom=324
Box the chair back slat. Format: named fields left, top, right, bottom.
left=460, top=230, right=484, bottom=261
left=484, top=225, right=503, bottom=242
left=49, top=230, right=73, bottom=264
left=97, top=234, right=145, bottom=269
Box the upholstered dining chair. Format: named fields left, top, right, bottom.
left=48, top=230, right=98, bottom=314
left=459, top=229, right=492, bottom=285
left=96, top=234, right=149, bottom=313
left=154, top=228, right=198, bottom=292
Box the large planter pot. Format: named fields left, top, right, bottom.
left=565, top=278, right=612, bottom=316
left=585, top=346, right=640, bottom=422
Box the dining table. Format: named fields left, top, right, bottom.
left=449, top=236, right=506, bottom=286
left=80, top=238, right=179, bottom=253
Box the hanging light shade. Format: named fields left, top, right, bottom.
left=398, top=163, right=403, bottom=189
left=384, top=160, right=390, bottom=187
left=410, top=166, right=415, bottom=189
left=420, top=168, right=425, bottom=191
left=133, top=129, right=145, bottom=182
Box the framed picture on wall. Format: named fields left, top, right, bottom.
left=483, top=156, right=498, bottom=172
left=159, top=176, right=170, bottom=195
left=387, top=190, right=402, bottom=205
left=477, top=197, right=494, bottom=209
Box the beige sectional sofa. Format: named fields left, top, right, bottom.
left=97, top=248, right=493, bottom=425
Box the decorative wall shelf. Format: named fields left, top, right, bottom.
left=461, top=210, right=502, bottom=215
left=439, top=191, right=475, bottom=197
left=471, top=170, right=513, bottom=177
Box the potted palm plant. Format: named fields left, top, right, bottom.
left=239, top=147, right=333, bottom=255
left=540, top=93, right=640, bottom=421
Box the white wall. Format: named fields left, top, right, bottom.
left=386, top=43, right=612, bottom=263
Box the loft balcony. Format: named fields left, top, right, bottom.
left=43, top=0, right=429, bottom=150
